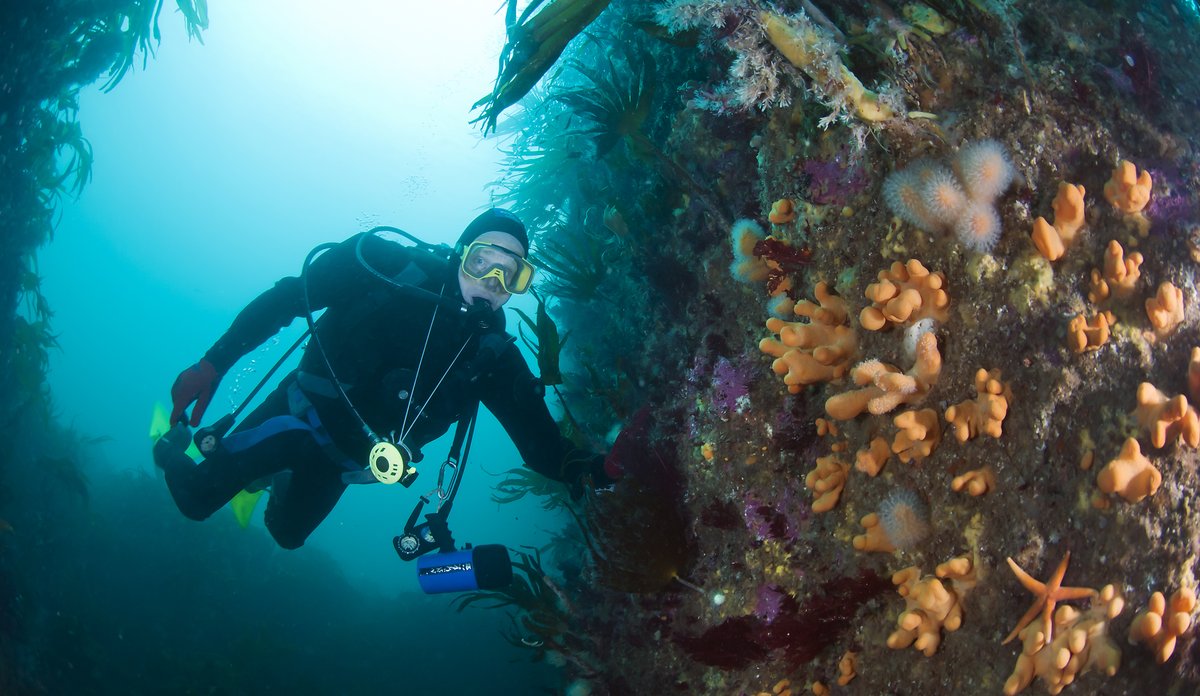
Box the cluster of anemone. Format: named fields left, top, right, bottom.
left=882, top=140, right=1016, bottom=253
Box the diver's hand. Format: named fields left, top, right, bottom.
left=567, top=454, right=619, bottom=501
left=170, top=360, right=220, bottom=427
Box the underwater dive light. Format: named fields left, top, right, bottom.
left=416, top=544, right=513, bottom=594
left=369, top=440, right=418, bottom=486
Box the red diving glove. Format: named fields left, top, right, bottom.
left=170, top=359, right=220, bottom=427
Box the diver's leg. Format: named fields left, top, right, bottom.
left=157, top=384, right=297, bottom=521
left=263, top=456, right=348, bottom=549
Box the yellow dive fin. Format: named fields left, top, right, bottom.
left=230, top=489, right=265, bottom=529
left=149, top=402, right=171, bottom=440
left=149, top=403, right=202, bottom=460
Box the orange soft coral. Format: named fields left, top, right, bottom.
left=825, top=332, right=942, bottom=420
left=1145, top=281, right=1185, bottom=337
left=1097, top=437, right=1161, bottom=503
left=859, top=260, right=950, bottom=331
left=1129, top=588, right=1196, bottom=663
left=1087, top=240, right=1143, bottom=303
left=769, top=198, right=797, bottom=224
left=1104, top=160, right=1152, bottom=214
left=944, top=368, right=1011, bottom=441
left=1067, top=311, right=1117, bottom=354
left=1030, top=182, right=1086, bottom=261
left=761, top=281, right=858, bottom=392
left=806, top=454, right=851, bottom=513
left=1134, top=382, right=1200, bottom=449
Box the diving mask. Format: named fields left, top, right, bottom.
left=460, top=241, right=534, bottom=295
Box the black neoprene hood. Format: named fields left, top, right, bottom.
left=457, top=208, right=528, bottom=253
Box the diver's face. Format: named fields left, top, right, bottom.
left=458, top=231, right=526, bottom=310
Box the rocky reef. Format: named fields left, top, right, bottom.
left=488, top=1, right=1200, bottom=693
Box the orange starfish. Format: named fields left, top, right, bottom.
left=1003, top=551, right=1098, bottom=646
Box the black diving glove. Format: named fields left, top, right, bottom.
left=567, top=453, right=618, bottom=501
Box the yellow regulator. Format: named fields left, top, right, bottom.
left=369, top=440, right=418, bottom=486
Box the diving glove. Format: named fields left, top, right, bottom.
left=170, top=359, right=220, bottom=427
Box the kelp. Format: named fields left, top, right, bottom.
left=0, top=0, right=206, bottom=434
left=512, top=288, right=570, bottom=387
left=451, top=547, right=598, bottom=674
left=491, top=467, right=571, bottom=510
left=473, top=0, right=614, bottom=134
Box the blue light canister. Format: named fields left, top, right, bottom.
left=417, top=544, right=513, bottom=594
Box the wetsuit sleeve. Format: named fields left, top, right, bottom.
left=479, top=343, right=602, bottom=485
left=202, top=236, right=366, bottom=375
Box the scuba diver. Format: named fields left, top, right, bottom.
left=153, top=208, right=612, bottom=552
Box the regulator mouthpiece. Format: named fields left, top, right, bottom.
left=369, top=440, right=417, bottom=486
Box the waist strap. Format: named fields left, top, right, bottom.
left=218, top=381, right=387, bottom=486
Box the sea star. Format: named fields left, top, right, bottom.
left=1002, top=551, right=1098, bottom=646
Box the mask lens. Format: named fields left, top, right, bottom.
left=462, top=242, right=534, bottom=294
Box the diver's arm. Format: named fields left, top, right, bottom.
left=480, top=344, right=604, bottom=486
left=201, top=276, right=309, bottom=374
left=202, top=236, right=366, bottom=375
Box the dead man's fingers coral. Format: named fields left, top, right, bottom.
left=860, top=259, right=950, bottom=331
left=1088, top=240, right=1143, bottom=303
left=892, top=408, right=941, bottom=463
left=1134, top=382, right=1200, bottom=449
left=1067, top=311, right=1117, bottom=353
left=951, top=466, right=997, bottom=496
left=1030, top=182, right=1087, bottom=261
left=944, top=368, right=1011, bottom=441
left=1096, top=437, right=1161, bottom=502
left=1145, top=281, right=1184, bottom=336
left=1129, top=588, right=1196, bottom=663
left=806, top=454, right=850, bottom=513
left=1104, top=160, right=1152, bottom=214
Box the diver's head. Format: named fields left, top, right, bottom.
left=457, top=208, right=528, bottom=253
left=457, top=209, right=533, bottom=310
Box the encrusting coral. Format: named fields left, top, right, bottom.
left=859, top=259, right=950, bottom=331
left=1096, top=437, right=1161, bottom=503
left=1134, top=382, right=1200, bottom=449
left=1030, top=182, right=1086, bottom=262
left=1067, top=311, right=1117, bottom=353
left=760, top=281, right=858, bottom=392
left=1087, top=240, right=1143, bottom=303
left=825, top=332, right=942, bottom=420
left=1003, top=584, right=1124, bottom=695
left=1145, top=282, right=1185, bottom=337
left=944, top=368, right=1011, bottom=441
left=1129, top=588, right=1196, bottom=663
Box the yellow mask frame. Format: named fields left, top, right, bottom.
left=460, top=241, right=534, bottom=294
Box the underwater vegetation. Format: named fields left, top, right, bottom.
left=0, top=2, right=213, bottom=692
left=473, top=0, right=1200, bottom=693
left=0, top=0, right=207, bottom=430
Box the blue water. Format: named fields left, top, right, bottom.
left=33, top=2, right=563, bottom=691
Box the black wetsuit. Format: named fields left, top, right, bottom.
left=162, top=233, right=598, bottom=548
